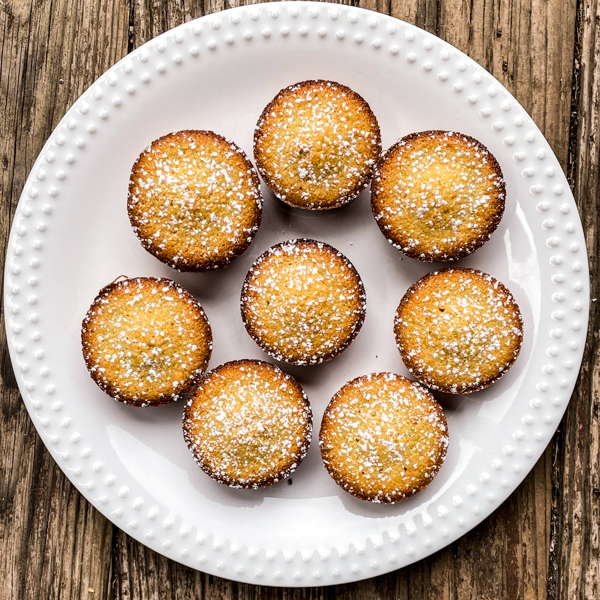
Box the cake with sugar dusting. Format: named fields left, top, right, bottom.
left=371, top=130, right=505, bottom=261
left=241, top=239, right=366, bottom=365
left=81, top=277, right=212, bottom=406
left=253, top=80, right=382, bottom=210
left=183, top=359, right=312, bottom=489
left=128, top=130, right=262, bottom=271
left=395, top=268, right=523, bottom=394
left=320, top=373, right=449, bottom=503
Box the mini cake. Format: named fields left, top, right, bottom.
left=320, top=373, right=449, bottom=503
left=241, top=239, right=366, bottom=365
left=371, top=130, right=506, bottom=261
left=128, top=130, right=263, bottom=271
left=254, top=80, right=382, bottom=210
left=394, top=268, right=524, bottom=394
left=81, top=277, right=212, bottom=406
left=183, top=359, right=312, bottom=489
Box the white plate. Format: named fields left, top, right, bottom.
left=4, top=1, right=589, bottom=587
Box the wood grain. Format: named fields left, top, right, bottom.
left=0, top=0, right=595, bottom=598
left=550, top=0, right=600, bottom=598
left=0, top=1, right=127, bottom=599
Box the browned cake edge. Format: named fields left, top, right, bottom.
left=394, top=268, right=524, bottom=394
left=371, top=130, right=506, bottom=261
left=319, top=372, right=449, bottom=503
left=182, top=359, right=313, bottom=489
left=128, top=130, right=263, bottom=272
left=253, top=80, right=382, bottom=210
left=240, top=238, right=367, bottom=366
left=81, top=276, right=212, bottom=406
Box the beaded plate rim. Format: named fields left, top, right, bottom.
left=3, top=1, right=590, bottom=587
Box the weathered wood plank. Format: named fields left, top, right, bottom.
left=131, top=0, right=205, bottom=47
left=551, top=0, right=600, bottom=598
left=389, top=0, right=439, bottom=35
left=0, top=1, right=128, bottom=599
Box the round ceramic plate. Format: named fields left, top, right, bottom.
left=4, top=1, right=589, bottom=587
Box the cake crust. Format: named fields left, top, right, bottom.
left=394, top=268, right=524, bottom=393
left=183, top=359, right=312, bottom=489
left=320, top=372, right=449, bottom=503
left=254, top=80, right=381, bottom=210
left=371, top=130, right=505, bottom=261
left=128, top=130, right=263, bottom=271
left=81, top=277, right=212, bottom=406
left=240, top=239, right=366, bottom=365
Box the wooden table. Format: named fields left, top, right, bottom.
left=1, top=0, right=598, bottom=598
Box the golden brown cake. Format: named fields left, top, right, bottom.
left=254, top=80, right=381, bottom=210
left=320, top=373, right=449, bottom=503
left=241, top=239, right=366, bottom=365
left=128, top=130, right=262, bottom=271
left=371, top=130, right=505, bottom=261
left=394, top=268, right=524, bottom=394
left=81, top=277, right=212, bottom=406
left=183, top=359, right=312, bottom=489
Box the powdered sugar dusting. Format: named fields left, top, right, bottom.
left=254, top=80, right=381, bottom=210
left=320, top=373, right=449, bottom=504
left=81, top=277, right=212, bottom=406
left=241, top=239, right=366, bottom=365
left=183, top=360, right=312, bottom=489
left=128, top=130, right=263, bottom=271
left=395, top=268, right=524, bottom=394
left=372, top=130, right=505, bottom=261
